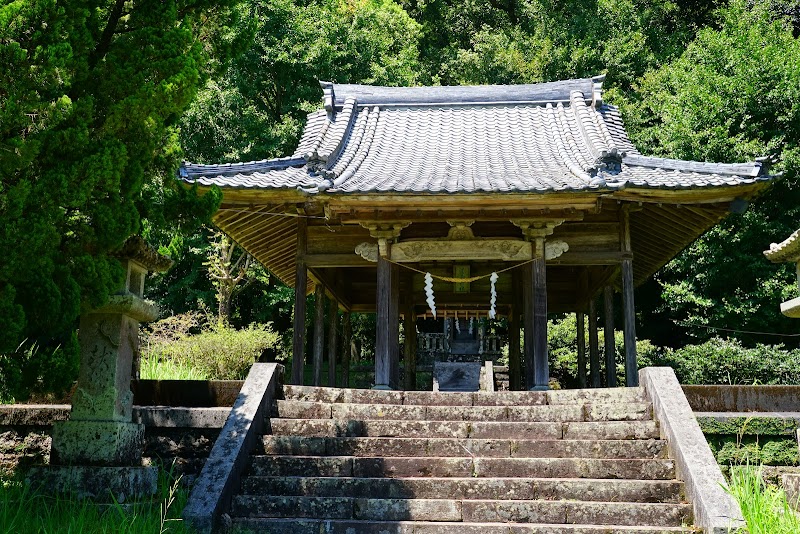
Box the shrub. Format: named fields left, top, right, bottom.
left=142, top=317, right=280, bottom=380
left=547, top=315, right=662, bottom=388
left=0, top=338, right=79, bottom=403
left=641, top=337, right=800, bottom=385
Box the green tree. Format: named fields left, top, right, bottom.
left=0, top=0, right=238, bottom=396
left=622, top=0, right=800, bottom=345
left=181, top=0, right=422, bottom=164
left=399, top=0, right=704, bottom=91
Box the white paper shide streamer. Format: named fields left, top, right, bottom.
left=488, top=272, right=499, bottom=319
left=424, top=272, right=436, bottom=318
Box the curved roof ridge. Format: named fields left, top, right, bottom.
left=555, top=101, right=594, bottom=175
left=316, top=98, right=358, bottom=164
left=329, top=107, right=370, bottom=177
left=571, top=90, right=610, bottom=161
left=545, top=102, right=592, bottom=183
left=179, top=156, right=305, bottom=179
left=330, top=106, right=381, bottom=189
left=623, top=154, right=766, bottom=177
left=325, top=77, right=597, bottom=108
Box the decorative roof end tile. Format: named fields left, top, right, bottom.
left=591, top=74, right=605, bottom=107
left=321, top=81, right=335, bottom=119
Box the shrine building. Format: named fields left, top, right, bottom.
left=179, top=76, right=772, bottom=391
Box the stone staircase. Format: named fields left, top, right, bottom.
left=227, top=386, right=694, bottom=533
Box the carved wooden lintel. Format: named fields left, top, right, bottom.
left=355, top=242, right=379, bottom=263
left=387, top=239, right=569, bottom=262
left=359, top=221, right=411, bottom=257
left=446, top=220, right=475, bottom=240
left=512, top=219, right=566, bottom=241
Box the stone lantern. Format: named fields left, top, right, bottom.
left=29, top=236, right=172, bottom=499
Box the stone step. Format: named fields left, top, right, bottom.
left=239, top=476, right=686, bottom=503
left=231, top=518, right=692, bottom=534
left=230, top=496, right=691, bottom=526
left=269, top=418, right=661, bottom=440
left=259, top=436, right=668, bottom=459
left=248, top=456, right=677, bottom=480
left=272, top=400, right=653, bottom=423
left=281, top=386, right=646, bottom=406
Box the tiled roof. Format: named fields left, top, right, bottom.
left=180, top=77, right=770, bottom=194
left=764, top=229, right=800, bottom=263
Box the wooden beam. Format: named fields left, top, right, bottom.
left=547, top=250, right=629, bottom=265
left=312, top=284, right=326, bottom=386
left=589, top=298, right=600, bottom=388
left=308, top=268, right=353, bottom=312
left=305, top=254, right=373, bottom=267
left=603, top=286, right=616, bottom=388
left=576, top=312, right=587, bottom=389
left=327, top=297, right=338, bottom=388
left=290, top=218, right=307, bottom=385
left=620, top=208, right=638, bottom=387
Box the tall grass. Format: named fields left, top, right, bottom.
left=0, top=468, right=190, bottom=533
left=140, top=352, right=209, bottom=380
left=727, top=465, right=800, bottom=534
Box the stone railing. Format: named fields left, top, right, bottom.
left=418, top=333, right=449, bottom=354
left=479, top=334, right=503, bottom=356
left=417, top=332, right=504, bottom=363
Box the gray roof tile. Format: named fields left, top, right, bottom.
left=180, top=78, right=770, bottom=194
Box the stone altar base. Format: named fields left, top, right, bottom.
left=50, top=420, right=145, bottom=465
left=26, top=465, right=157, bottom=502
left=433, top=361, right=482, bottom=392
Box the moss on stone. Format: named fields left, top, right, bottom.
left=706, top=435, right=798, bottom=466
left=697, top=416, right=798, bottom=437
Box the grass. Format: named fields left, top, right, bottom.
left=727, top=464, right=800, bottom=534
left=140, top=352, right=209, bottom=380
left=0, top=467, right=190, bottom=533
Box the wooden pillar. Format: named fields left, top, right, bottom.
left=621, top=208, right=638, bottom=387
left=522, top=262, right=535, bottom=390
left=603, top=286, right=616, bottom=388
left=327, top=297, right=338, bottom=388
left=312, top=284, right=325, bottom=386
left=588, top=298, right=601, bottom=388
left=375, top=256, right=399, bottom=389
left=403, top=299, right=417, bottom=391
left=509, top=269, right=522, bottom=391
left=621, top=260, right=638, bottom=386
left=532, top=237, right=549, bottom=390
left=341, top=312, right=352, bottom=388
left=576, top=312, right=587, bottom=388
left=290, top=218, right=307, bottom=385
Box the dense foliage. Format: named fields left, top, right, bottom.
left=0, top=0, right=240, bottom=394
left=625, top=0, right=800, bottom=345
left=4, top=0, right=800, bottom=398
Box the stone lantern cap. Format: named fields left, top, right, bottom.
left=113, top=235, right=174, bottom=273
